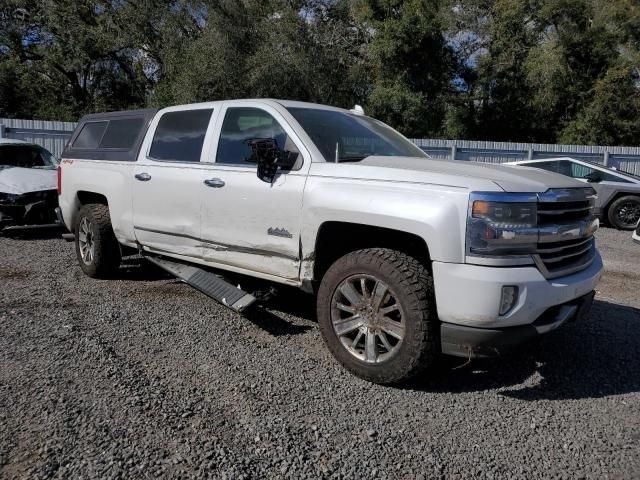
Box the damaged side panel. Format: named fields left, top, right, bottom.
left=198, top=164, right=309, bottom=283
left=202, top=241, right=301, bottom=280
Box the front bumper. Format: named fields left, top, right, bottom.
left=0, top=189, right=58, bottom=229
left=432, top=250, right=603, bottom=329
left=440, top=291, right=595, bottom=358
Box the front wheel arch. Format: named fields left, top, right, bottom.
left=312, top=222, right=432, bottom=283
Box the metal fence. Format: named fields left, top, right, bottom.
left=0, top=118, right=76, bottom=160
left=1, top=117, right=640, bottom=175
left=411, top=138, right=640, bottom=176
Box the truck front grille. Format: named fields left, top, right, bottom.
left=537, top=200, right=593, bottom=225
left=534, top=237, right=596, bottom=279
left=533, top=188, right=598, bottom=279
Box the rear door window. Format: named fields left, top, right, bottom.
left=149, top=109, right=213, bottom=162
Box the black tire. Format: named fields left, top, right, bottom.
left=74, top=204, right=121, bottom=278
left=607, top=195, right=640, bottom=230
left=317, top=248, right=437, bottom=384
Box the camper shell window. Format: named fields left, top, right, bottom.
left=63, top=109, right=158, bottom=161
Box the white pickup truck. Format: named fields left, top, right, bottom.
left=57, top=99, right=603, bottom=384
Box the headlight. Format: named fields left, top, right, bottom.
left=466, top=193, right=538, bottom=259
left=471, top=201, right=536, bottom=227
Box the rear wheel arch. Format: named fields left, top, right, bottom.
left=77, top=191, right=109, bottom=206
left=73, top=191, right=110, bottom=229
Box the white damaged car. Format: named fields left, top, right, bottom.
left=0, top=139, right=59, bottom=231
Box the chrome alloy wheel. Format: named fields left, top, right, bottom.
left=78, top=217, right=95, bottom=265
left=330, top=274, right=405, bottom=364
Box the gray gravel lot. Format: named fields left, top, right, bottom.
left=1, top=228, right=639, bottom=479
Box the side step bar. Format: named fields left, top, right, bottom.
left=145, top=255, right=257, bottom=313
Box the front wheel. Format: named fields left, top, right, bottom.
left=607, top=196, right=640, bottom=230
left=75, top=204, right=122, bottom=278
left=317, top=248, right=437, bottom=384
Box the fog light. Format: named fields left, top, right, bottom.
left=499, top=286, right=519, bottom=315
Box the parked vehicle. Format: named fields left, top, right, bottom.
left=57, top=100, right=602, bottom=384
left=0, top=139, right=58, bottom=232
left=509, top=157, right=640, bottom=230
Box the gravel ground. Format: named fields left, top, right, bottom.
left=1, top=227, right=639, bottom=479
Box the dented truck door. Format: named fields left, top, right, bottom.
left=198, top=103, right=309, bottom=281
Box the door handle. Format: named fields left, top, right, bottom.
left=135, top=172, right=152, bottom=181
left=204, top=178, right=225, bottom=188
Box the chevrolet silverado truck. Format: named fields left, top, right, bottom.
left=57, top=100, right=603, bottom=384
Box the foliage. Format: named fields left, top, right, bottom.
left=0, top=0, right=638, bottom=145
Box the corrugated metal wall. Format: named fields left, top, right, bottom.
left=0, top=118, right=76, bottom=160
left=411, top=138, right=640, bottom=175
left=1, top=117, right=639, bottom=175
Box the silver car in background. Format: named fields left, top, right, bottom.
left=509, top=157, right=640, bottom=230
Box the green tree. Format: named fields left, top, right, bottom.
left=354, top=0, right=456, bottom=137
left=1, top=0, right=639, bottom=146
left=0, top=0, right=199, bottom=119
left=560, top=66, right=640, bottom=145
left=154, top=0, right=367, bottom=108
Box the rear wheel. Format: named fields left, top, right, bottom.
left=75, top=204, right=121, bottom=278
left=607, top=196, right=640, bottom=230
left=317, top=248, right=437, bottom=384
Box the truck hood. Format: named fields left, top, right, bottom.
left=357, top=156, right=586, bottom=192
left=0, top=167, right=57, bottom=195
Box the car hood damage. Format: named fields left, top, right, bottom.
left=0, top=166, right=57, bottom=195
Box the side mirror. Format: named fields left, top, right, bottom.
left=246, top=138, right=298, bottom=183
left=584, top=171, right=603, bottom=183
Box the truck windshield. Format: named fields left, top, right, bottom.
left=287, top=107, right=428, bottom=163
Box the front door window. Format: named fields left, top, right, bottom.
left=215, top=107, right=298, bottom=166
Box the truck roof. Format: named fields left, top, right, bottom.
left=150, top=98, right=351, bottom=113
left=62, top=100, right=353, bottom=162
